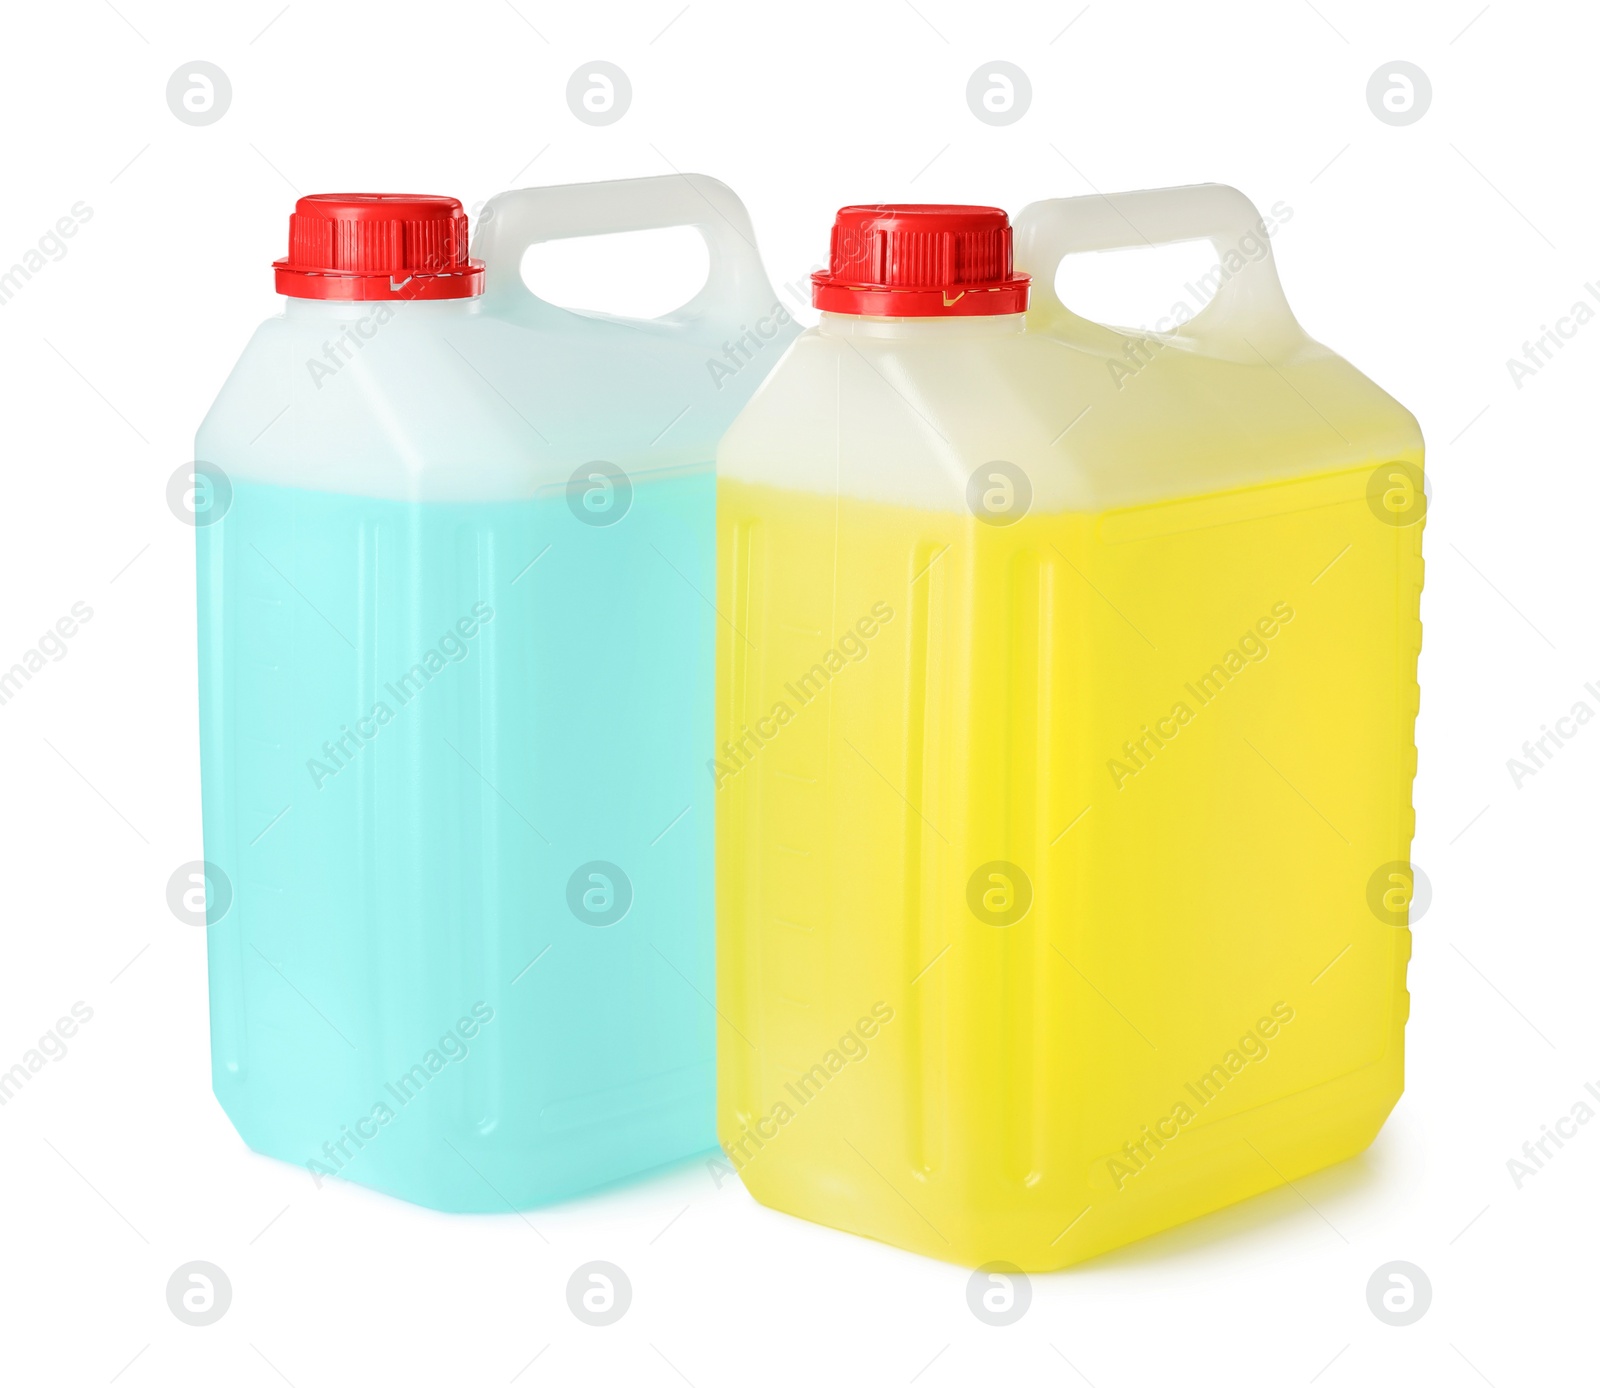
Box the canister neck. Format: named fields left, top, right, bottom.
left=282, top=296, right=481, bottom=321
left=816, top=311, right=1026, bottom=340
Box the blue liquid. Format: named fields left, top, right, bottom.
left=197, top=472, right=716, bottom=1209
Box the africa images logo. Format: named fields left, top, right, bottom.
left=1100, top=1003, right=1296, bottom=1191
left=1106, top=602, right=1295, bottom=789
left=709, top=602, right=894, bottom=790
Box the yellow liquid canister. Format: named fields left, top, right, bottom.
left=714, top=189, right=1424, bottom=1269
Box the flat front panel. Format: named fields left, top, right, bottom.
left=715, top=464, right=1420, bottom=1266
left=200, top=473, right=716, bottom=1208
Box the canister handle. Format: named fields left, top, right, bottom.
left=1014, top=183, right=1306, bottom=357
left=472, top=173, right=784, bottom=334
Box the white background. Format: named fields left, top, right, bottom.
left=1, top=1, right=1595, bottom=1384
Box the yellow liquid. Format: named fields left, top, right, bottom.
left=715, top=462, right=1422, bottom=1269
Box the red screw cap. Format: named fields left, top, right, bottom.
left=811, top=204, right=1029, bottom=317
left=273, top=194, right=484, bottom=301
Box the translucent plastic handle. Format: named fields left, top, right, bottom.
left=1014, top=184, right=1305, bottom=356
left=472, top=173, right=781, bottom=332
